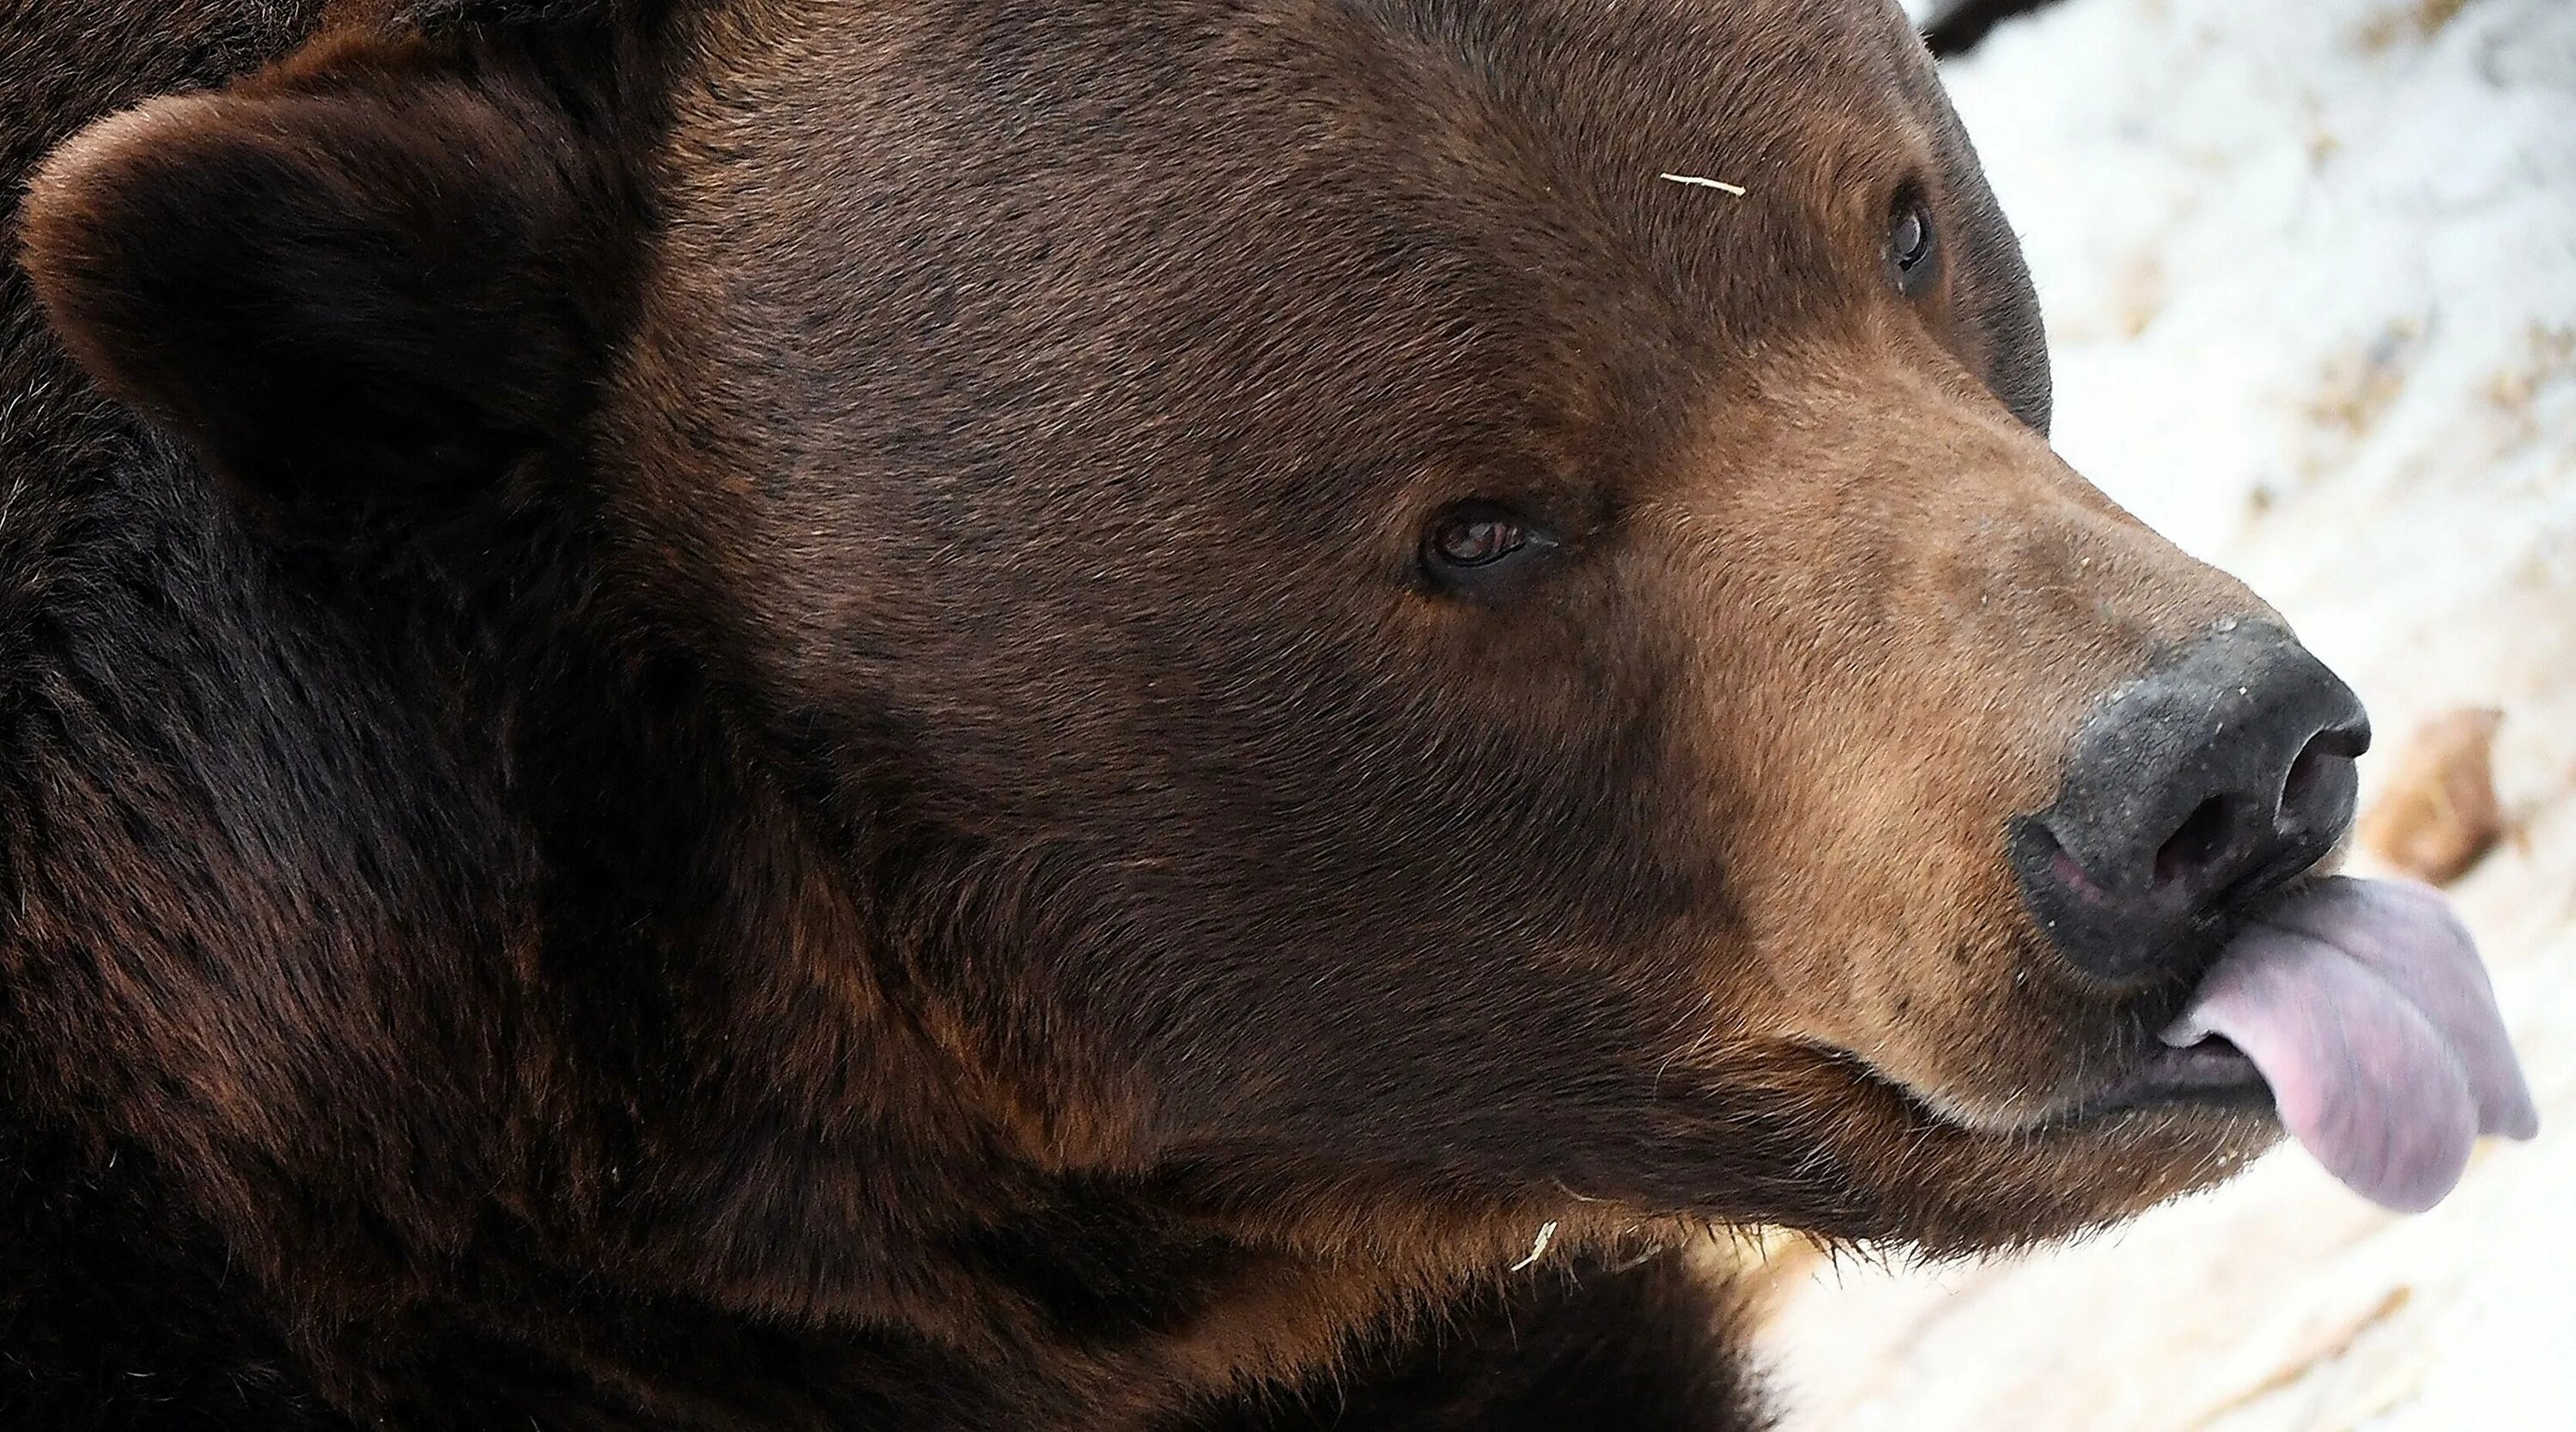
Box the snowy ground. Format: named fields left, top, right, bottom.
left=1759, top=1, right=2576, bottom=1428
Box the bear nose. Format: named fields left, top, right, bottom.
left=2011, top=621, right=2372, bottom=986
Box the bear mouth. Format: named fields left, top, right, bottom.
left=2058, top=1034, right=2274, bottom=1122
left=1795, top=1026, right=2270, bottom=1145
left=1878, top=876, right=2536, bottom=1213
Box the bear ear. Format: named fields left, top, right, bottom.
left=20, top=33, right=623, bottom=522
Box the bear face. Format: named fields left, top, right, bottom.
left=587, top=0, right=2329, bottom=1248
left=14, top=0, right=2380, bottom=1417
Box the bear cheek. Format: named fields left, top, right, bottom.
left=1649, top=610, right=2075, bottom=1126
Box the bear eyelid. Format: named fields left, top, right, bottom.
left=1886, top=184, right=1941, bottom=300
left=1416, top=501, right=1563, bottom=596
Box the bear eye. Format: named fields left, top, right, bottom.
left=1889, top=196, right=1939, bottom=297
left=1420, top=503, right=1557, bottom=587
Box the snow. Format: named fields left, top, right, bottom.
left=1757, top=0, right=2576, bottom=1427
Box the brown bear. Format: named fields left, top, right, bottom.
left=0, top=1, right=2535, bottom=1429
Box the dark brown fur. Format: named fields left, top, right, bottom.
left=1920, top=0, right=2066, bottom=56
left=4, top=2, right=2285, bottom=1427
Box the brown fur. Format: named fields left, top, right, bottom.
left=3, top=2, right=2306, bottom=1427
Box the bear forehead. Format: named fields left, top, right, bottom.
left=638, top=0, right=1960, bottom=459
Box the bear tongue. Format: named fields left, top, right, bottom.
left=2163, top=877, right=2538, bottom=1213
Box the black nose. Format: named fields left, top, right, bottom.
left=2012, top=620, right=2371, bottom=986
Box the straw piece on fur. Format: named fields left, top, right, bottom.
left=1508, top=1221, right=1560, bottom=1271
left=1659, top=173, right=1748, bottom=196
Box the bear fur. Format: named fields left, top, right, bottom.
left=2, top=2, right=2290, bottom=1427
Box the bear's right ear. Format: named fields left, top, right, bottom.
left=21, top=31, right=625, bottom=521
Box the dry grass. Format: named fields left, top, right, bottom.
left=2358, top=0, right=2476, bottom=52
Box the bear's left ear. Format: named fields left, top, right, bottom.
left=21, top=30, right=628, bottom=521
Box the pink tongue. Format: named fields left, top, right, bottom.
left=2166, top=877, right=2538, bottom=1212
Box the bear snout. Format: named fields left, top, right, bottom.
left=2011, top=619, right=2371, bottom=990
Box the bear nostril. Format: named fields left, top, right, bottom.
left=2281, top=744, right=2325, bottom=819
left=2153, top=796, right=2236, bottom=890
left=2280, top=726, right=2361, bottom=828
